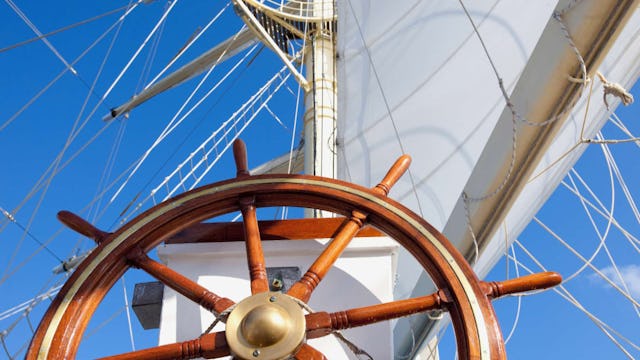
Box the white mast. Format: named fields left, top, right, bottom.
left=303, top=0, right=337, bottom=181
left=302, top=0, right=337, bottom=218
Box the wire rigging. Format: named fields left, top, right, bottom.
left=4, top=0, right=78, bottom=74
left=0, top=3, right=133, bottom=54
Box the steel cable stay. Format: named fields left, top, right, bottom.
left=557, top=152, right=616, bottom=284
left=558, top=178, right=640, bottom=253
left=100, top=0, right=179, bottom=103
left=2, top=3, right=180, bottom=346
left=281, top=26, right=308, bottom=219
left=0, top=2, right=141, bottom=54
left=0, top=55, right=272, bottom=295
left=0, top=7, right=254, bottom=297
left=4, top=0, right=77, bottom=74
left=143, top=3, right=232, bottom=90
left=117, top=67, right=292, bottom=224
left=0, top=1, right=143, bottom=134
left=0, top=274, right=68, bottom=359
left=109, top=39, right=259, bottom=204
left=509, top=241, right=639, bottom=357
left=0, top=0, right=154, bottom=280
left=532, top=217, right=639, bottom=308
left=0, top=1, right=145, bottom=240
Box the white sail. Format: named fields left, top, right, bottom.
left=338, top=0, right=640, bottom=356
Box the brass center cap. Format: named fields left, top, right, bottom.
left=226, top=292, right=306, bottom=360
left=241, top=305, right=288, bottom=347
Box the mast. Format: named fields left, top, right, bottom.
left=303, top=0, right=337, bottom=179
left=303, top=0, right=337, bottom=217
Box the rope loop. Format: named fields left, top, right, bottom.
left=597, top=72, right=634, bottom=109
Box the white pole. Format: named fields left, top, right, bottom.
left=303, top=0, right=337, bottom=218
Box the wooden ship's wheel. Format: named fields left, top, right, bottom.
left=26, top=140, right=561, bottom=360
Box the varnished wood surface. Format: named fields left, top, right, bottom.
left=97, top=331, right=229, bottom=360
left=287, top=213, right=366, bottom=302
left=164, top=217, right=384, bottom=244
left=293, top=344, right=327, bottom=360
left=373, top=154, right=411, bottom=196
left=240, top=197, right=270, bottom=294
left=305, top=291, right=445, bottom=339
left=127, top=249, right=234, bottom=314
left=57, top=210, right=110, bottom=243
left=482, top=272, right=562, bottom=299
left=233, top=139, right=250, bottom=177
left=31, top=172, right=512, bottom=359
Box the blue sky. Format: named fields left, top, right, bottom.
left=1, top=1, right=639, bottom=359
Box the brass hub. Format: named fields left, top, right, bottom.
left=226, top=292, right=306, bottom=359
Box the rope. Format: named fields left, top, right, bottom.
left=289, top=296, right=373, bottom=359
left=110, top=30, right=257, bottom=205
left=102, top=0, right=178, bottom=101
left=512, top=241, right=639, bottom=357
left=0, top=3, right=134, bottom=54
left=202, top=305, right=236, bottom=335
left=4, top=0, right=77, bottom=74
left=533, top=217, right=640, bottom=308
left=121, top=278, right=136, bottom=351
left=457, top=0, right=591, bottom=205
left=503, top=244, right=522, bottom=344
left=596, top=72, right=634, bottom=109
left=345, top=0, right=425, bottom=218
left=145, top=3, right=231, bottom=89
left=555, top=153, right=614, bottom=283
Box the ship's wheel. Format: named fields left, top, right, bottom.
left=27, top=140, right=561, bottom=360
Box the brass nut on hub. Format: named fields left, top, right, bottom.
left=226, top=292, right=306, bottom=360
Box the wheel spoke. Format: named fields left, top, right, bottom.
left=305, top=291, right=448, bottom=339
left=128, top=248, right=234, bottom=314
left=287, top=155, right=412, bottom=303
left=97, top=331, right=229, bottom=360
left=233, top=138, right=269, bottom=294
left=482, top=271, right=562, bottom=299
left=293, top=344, right=327, bottom=360
left=240, top=197, right=269, bottom=294
left=372, top=154, right=411, bottom=196
left=57, top=210, right=110, bottom=243
left=287, top=213, right=365, bottom=302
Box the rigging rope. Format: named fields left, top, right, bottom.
left=0, top=0, right=143, bottom=279
left=511, top=241, right=639, bottom=357
left=345, top=0, right=425, bottom=218
left=0, top=1, right=141, bottom=134
left=597, top=71, right=634, bottom=109
left=109, top=28, right=255, bottom=204
left=102, top=0, right=178, bottom=101
left=503, top=244, right=522, bottom=345
left=0, top=3, right=134, bottom=54
left=4, top=0, right=77, bottom=74
left=532, top=217, right=640, bottom=308
left=144, top=3, right=231, bottom=89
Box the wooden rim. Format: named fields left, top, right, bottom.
left=27, top=174, right=506, bottom=360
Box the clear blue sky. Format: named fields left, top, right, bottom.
left=0, top=1, right=638, bottom=359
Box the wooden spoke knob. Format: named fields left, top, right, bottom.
left=482, top=272, right=562, bottom=299
left=57, top=211, right=109, bottom=244
left=233, top=139, right=250, bottom=177
left=374, top=155, right=411, bottom=196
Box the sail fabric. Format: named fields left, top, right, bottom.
left=337, top=0, right=640, bottom=356
left=336, top=0, right=558, bottom=230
